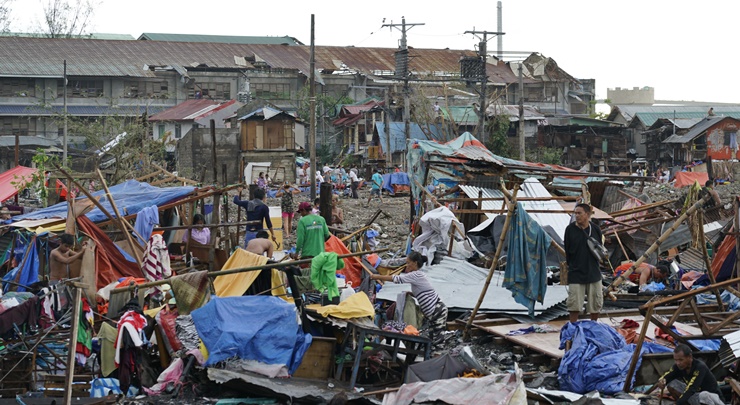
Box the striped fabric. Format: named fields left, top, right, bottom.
left=393, top=271, right=439, bottom=318
left=141, top=234, right=171, bottom=297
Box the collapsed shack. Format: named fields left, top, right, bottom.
left=4, top=132, right=740, bottom=403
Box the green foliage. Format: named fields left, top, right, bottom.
left=526, top=147, right=563, bottom=165
left=486, top=113, right=513, bottom=158
left=11, top=149, right=57, bottom=207
left=295, top=85, right=355, bottom=123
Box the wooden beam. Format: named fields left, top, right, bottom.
left=63, top=286, right=82, bottom=405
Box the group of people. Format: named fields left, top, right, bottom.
left=565, top=203, right=723, bottom=404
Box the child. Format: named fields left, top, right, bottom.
left=276, top=183, right=300, bottom=238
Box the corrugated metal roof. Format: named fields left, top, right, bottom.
left=0, top=104, right=165, bottom=117
left=149, top=99, right=223, bottom=122
left=375, top=256, right=568, bottom=313
left=237, top=106, right=290, bottom=121
left=0, top=37, right=522, bottom=82
left=485, top=104, right=546, bottom=121
left=460, top=178, right=573, bottom=239
left=663, top=116, right=738, bottom=144
left=720, top=329, right=740, bottom=368
left=0, top=32, right=135, bottom=40
left=138, top=33, right=302, bottom=45
left=608, top=105, right=740, bottom=127
left=0, top=135, right=58, bottom=147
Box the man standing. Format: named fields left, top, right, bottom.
left=50, top=234, right=88, bottom=282
left=564, top=203, right=603, bottom=323
left=658, top=344, right=723, bottom=405
left=349, top=168, right=360, bottom=199
left=366, top=168, right=384, bottom=205
left=233, top=188, right=277, bottom=247
left=294, top=202, right=330, bottom=259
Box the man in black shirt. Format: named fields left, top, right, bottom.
left=564, top=203, right=603, bottom=323
left=658, top=344, right=723, bottom=405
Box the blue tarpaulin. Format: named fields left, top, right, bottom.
left=502, top=203, right=551, bottom=316
left=382, top=172, right=411, bottom=195
left=191, top=296, right=312, bottom=374
left=558, top=321, right=671, bottom=394
left=11, top=180, right=195, bottom=223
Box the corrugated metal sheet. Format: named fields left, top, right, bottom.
left=149, top=99, right=221, bottom=122
left=719, top=329, right=740, bottom=368
left=138, top=33, right=302, bottom=45
left=375, top=256, right=568, bottom=313
left=664, top=116, right=733, bottom=144
left=0, top=135, right=57, bottom=147
left=608, top=105, right=740, bottom=128
left=0, top=37, right=521, bottom=82
left=374, top=122, right=442, bottom=153
left=460, top=178, right=573, bottom=239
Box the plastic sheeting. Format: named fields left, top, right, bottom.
left=191, top=296, right=311, bottom=375
left=558, top=321, right=671, bottom=394
left=0, top=166, right=37, bottom=203
left=674, top=172, right=709, bottom=188
left=382, top=372, right=527, bottom=405
left=11, top=180, right=195, bottom=223
left=382, top=172, right=411, bottom=195
left=412, top=206, right=470, bottom=263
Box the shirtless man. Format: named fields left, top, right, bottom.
left=245, top=230, right=274, bottom=258
left=50, top=233, right=87, bottom=282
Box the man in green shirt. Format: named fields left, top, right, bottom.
left=294, top=201, right=330, bottom=259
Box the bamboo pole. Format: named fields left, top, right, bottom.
left=63, top=285, right=82, bottom=405
left=96, top=168, right=143, bottom=267
left=603, top=194, right=711, bottom=300
left=109, top=248, right=389, bottom=294
left=463, top=184, right=519, bottom=341
left=624, top=305, right=653, bottom=392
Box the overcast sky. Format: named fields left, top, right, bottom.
left=8, top=0, right=737, bottom=104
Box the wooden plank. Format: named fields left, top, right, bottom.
left=479, top=315, right=702, bottom=359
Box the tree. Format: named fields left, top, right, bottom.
left=37, top=0, right=97, bottom=38
left=0, top=0, right=12, bottom=33
left=486, top=112, right=513, bottom=158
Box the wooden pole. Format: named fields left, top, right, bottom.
left=63, top=285, right=82, bottom=405
left=603, top=194, right=711, bottom=299
left=208, top=191, right=221, bottom=271
left=210, top=119, right=218, bottom=184
left=463, top=184, right=519, bottom=341
left=624, top=305, right=653, bottom=392
left=96, top=168, right=143, bottom=267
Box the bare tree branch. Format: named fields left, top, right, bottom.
left=0, top=0, right=13, bottom=33
left=37, top=0, right=98, bottom=38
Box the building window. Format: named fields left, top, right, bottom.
left=252, top=83, right=292, bottom=100
left=0, top=79, right=35, bottom=97
left=0, top=117, right=30, bottom=136
left=158, top=124, right=165, bottom=139
left=124, top=80, right=169, bottom=99
left=724, top=131, right=737, bottom=147
left=188, top=82, right=231, bottom=100
left=59, top=79, right=104, bottom=98
left=175, top=124, right=182, bottom=139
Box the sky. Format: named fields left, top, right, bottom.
left=7, top=0, right=739, bottom=104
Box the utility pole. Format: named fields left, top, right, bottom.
left=464, top=29, right=504, bottom=143
left=382, top=16, right=424, bottom=170
left=63, top=60, right=68, bottom=164
left=518, top=62, right=525, bottom=160
left=384, top=89, right=391, bottom=168
left=309, top=14, right=317, bottom=201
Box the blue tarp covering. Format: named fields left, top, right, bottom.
left=191, top=296, right=312, bottom=374
left=382, top=172, right=411, bottom=195
left=12, top=180, right=195, bottom=223
left=558, top=321, right=671, bottom=394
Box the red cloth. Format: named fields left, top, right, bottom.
left=0, top=166, right=37, bottom=202
left=77, top=216, right=143, bottom=290
left=324, top=235, right=363, bottom=287
left=673, top=171, right=709, bottom=188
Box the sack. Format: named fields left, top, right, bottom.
left=586, top=235, right=608, bottom=264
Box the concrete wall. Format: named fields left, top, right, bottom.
left=241, top=150, right=296, bottom=184
left=607, top=87, right=654, bottom=105
left=176, top=127, right=240, bottom=183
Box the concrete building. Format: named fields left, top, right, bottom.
left=607, top=87, right=655, bottom=105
